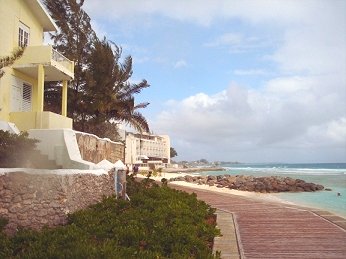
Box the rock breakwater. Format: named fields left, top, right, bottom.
left=169, top=175, right=324, bottom=193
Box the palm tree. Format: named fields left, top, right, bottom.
left=79, top=39, right=150, bottom=136
left=43, top=0, right=150, bottom=138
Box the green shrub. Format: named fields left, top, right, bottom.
left=0, top=217, right=12, bottom=258
left=0, top=177, right=220, bottom=258
left=0, top=130, right=39, bottom=167
left=0, top=217, right=8, bottom=231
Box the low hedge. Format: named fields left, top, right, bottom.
left=0, top=176, right=220, bottom=258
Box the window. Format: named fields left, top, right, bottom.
left=11, top=77, right=32, bottom=112
left=18, top=22, right=30, bottom=47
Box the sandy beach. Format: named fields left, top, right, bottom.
left=137, top=171, right=295, bottom=207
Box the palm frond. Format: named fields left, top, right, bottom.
left=117, top=80, right=150, bottom=99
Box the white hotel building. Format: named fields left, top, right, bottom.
left=124, top=132, right=170, bottom=170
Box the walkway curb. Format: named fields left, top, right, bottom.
left=213, top=210, right=240, bottom=258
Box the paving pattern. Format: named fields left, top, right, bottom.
left=172, top=184, right=346, bottom=259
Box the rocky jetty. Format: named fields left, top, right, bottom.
left=169, top=174, right=324, bottom=193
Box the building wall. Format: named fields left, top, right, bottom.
left=0, top=0, right=73, bottom=129
left=76, top=132, right=125, bottom=164
left=124, top=133, right=137, bottom=165
left=125, top=132, right=170, bottom=166
left=0, top=170, right=115, bottom=235
left=0, top=0, right=44, bottom=121
left=0, top=0, right=44, bottom=56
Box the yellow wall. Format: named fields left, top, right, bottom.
left=0, top=70, right=11, bottom=121
left=0, top=0, right=44, bottom=56
left=1, top=0, right=74, bottom=131
left=0, top=69, right=37, bottom=121
left=9, top=111, right=36, bottom=130
left=10, top=111, right=73, bottom=131
left=0, top=0, right=45, bottom=121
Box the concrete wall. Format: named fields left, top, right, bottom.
left=28, top=129, right=94, bottom=169
left=76, top=132, right=125, bottom=164
left=0, top=170, right=114, bottom=235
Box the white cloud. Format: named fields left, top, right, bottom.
left=268, top=2, right=346, bottom=76
left=326, top=118, right=346, bottom=143
left=153, top=72, right=346, bottom=162
left=233, top=69, right=268, bottom=76
left=174, top=59, right=187, bottom=69
left=205, top=33, right=243, bottom=47
left=83, top=0, right=314, bottom=26
left=205, top=33, right=271, bottom=53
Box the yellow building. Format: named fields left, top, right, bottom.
left=0, top=0, right=74, bottom=131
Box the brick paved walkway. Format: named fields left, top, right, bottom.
left=171, top=184, right=346, bottom=259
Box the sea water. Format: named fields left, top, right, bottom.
left=198, top=163, right=346, bottom=218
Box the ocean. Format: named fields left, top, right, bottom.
left=197, top=163, right=346, bottom=218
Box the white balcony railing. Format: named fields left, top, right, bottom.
left=52, top=48, right=72, bottom=71
left=13, top=45, right=74, bottom=81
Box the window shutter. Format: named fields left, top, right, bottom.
left=22, top=83, right=32, bottom=111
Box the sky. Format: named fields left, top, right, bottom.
left=82, top=0, right=346, bottom=163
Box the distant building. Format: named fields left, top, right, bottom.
left=124, top=132, right=170, bottom=170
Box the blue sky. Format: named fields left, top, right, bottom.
left=83, top=0, right=346, bottom=163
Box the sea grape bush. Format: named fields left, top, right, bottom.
left=0, top=176, right=220, bottom=258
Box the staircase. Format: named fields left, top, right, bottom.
left=27, top=150, right=62, bottom=169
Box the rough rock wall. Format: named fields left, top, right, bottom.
left=0, top=171, right=114, bottom=235
left=76, top=133, right=125, bottom=163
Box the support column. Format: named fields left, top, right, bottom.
left=35, top=64, right=45, bottom=129
left=62, top=80, right=68, bottom=116
left=37, top=64, right=45, bottom=112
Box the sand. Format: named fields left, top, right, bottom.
left=136, top=172, right=294, bottom=206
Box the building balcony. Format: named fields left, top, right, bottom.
left=10, top=111, right=72, bottom=131
left=12, top=45, right=74, bottom=81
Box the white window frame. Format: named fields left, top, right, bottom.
left=18, top=22, right=30, bottom=47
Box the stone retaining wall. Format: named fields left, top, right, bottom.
left=0, top=170, right=114, bottom=235
left=76, top=132, right=125, bottom=164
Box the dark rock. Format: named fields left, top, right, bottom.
left=316, top=185, right=324, bottom=191
left=171, top=174, right=324, bottom=194
left=184, top=175, right=194, bottom=182
left=296, top=187, right=304, bottom=192
left=207, top=179, right=215, bottom=185
left=207, top=175, right=217, bottom=181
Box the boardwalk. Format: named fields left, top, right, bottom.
left=172, top=184, right=346, bottom=259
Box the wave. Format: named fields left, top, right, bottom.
left=221, top=166, right=346, bottom=176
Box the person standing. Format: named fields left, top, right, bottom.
left=133, top=164, right=139, bottom=176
